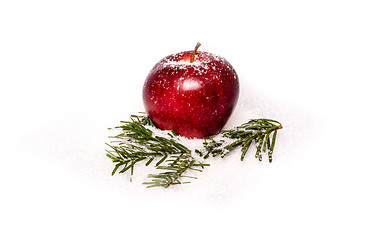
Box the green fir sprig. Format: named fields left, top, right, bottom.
left=196, top=119, right=283, bottom=162
left=106, top=113, right=282, bottom=188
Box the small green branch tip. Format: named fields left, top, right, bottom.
left=106, top=113, right=283, bottom=188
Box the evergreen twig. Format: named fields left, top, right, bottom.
left=106, top=113, right=282, bottom=188
left=197, top=119, right=283, bottom=162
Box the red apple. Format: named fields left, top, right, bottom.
left=142, top=43, right=239, bottom=139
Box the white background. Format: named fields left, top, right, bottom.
left=1, top=0, right=383, bottom=239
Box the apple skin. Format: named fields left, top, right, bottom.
left=143, top=50, right=239, bottom=139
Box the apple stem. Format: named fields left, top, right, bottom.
left=190, top=42, right=201, bottom=63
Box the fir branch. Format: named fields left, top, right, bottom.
left=106, top=114, right=207, bottom=187
left=143, top=154, right=209, bottom=188
left=198, top=119, right=283, bottom=162
left=106, top=113, right=282, bottom=188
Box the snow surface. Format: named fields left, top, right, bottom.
left=1, top=1, right=384, bottom=240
